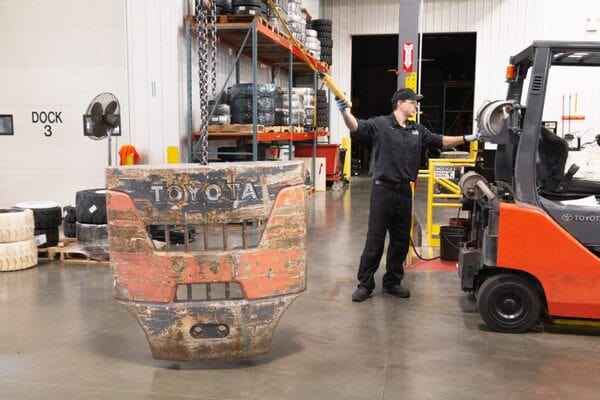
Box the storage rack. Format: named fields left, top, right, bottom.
left=185, top=14, right=331, bottom=181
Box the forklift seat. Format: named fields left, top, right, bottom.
left=537, top=127, right=600, bottom=199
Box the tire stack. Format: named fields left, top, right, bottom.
left=0, top=208, right=37, bottom=272
left=304, top=29, right=321, bottom=60
left=63, top=206, right=77, bottom=238
left=75, top=189, right=109, bottom=261
left=311, top=19, right=332, bottom=65
left=232, top=0, right=266, bottom=17
left=266, top=0, right=288, bottom=32
left=15, top=201, right=62, bottom=249
left=228, top=83, right=277, bottom=125
left=286, top=0, right=305, bottom=44
left=316, top=89, right=329, bottom=129
left=295, top=87, right=315, bottom=129
left=215, top=0, right=233, bottom=15
left=275, top=88, right=306, bottom=126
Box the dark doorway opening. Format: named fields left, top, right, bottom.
left=350, top=32, right=476, bottom=175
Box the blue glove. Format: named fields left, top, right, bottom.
left=335, top=98, right=349, bottom=113
left=463, top=132, right=480, bottom=142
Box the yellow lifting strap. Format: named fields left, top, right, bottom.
left=265, top=0, right=352, bottom=107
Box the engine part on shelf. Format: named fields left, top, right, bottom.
left=213, top=103, right=230, bottom=115
left=210, top=114, right=231, bottom=125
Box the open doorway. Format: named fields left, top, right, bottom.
left=350, top=32, right=476, bottom=175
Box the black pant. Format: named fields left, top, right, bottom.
left=357, top=183, right=412, bottom=290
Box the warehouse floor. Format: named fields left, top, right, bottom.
left=1, top=177, right=599, bottom=400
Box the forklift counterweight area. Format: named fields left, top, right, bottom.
left=106, top=161, right=307, bottom=360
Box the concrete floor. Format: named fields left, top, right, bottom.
left=1, top=178, right=599, bottom=399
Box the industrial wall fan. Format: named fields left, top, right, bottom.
left=83, top=93, right=121, bottom=165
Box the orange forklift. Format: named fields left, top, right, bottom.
left=458, top=41, right=600, bottom=332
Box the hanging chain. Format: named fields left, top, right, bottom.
left=210, top=0, right=217, bottom=100
left=195, top=0, right=212, bottom=165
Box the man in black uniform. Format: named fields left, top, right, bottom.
left=336, top=88, right=478, bottom=302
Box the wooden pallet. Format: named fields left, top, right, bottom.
left=262, top=125, right=304, bottom=133
left=58, top=246, right=109, bottom=264
left=38, top=240, right=109, bottom=264
left=206, top=124, right=265, bottom=135
left=37, top=238, right=77, bottom=261
left=305, top=185, right=316, bottom=197
left=217, top=14, right=266, bottom=25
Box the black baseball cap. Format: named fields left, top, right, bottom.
left=390, top=88, right=424, bottom=104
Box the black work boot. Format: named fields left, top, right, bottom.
left=352, top=286, right=372, bottom=302
left=383, top=285, right=410, bottom=298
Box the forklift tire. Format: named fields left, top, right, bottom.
left=0, top=208, right=34, bottom=243
left=477, top=274, right=541, bottom=333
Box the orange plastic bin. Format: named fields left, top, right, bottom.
left=295, top=144, right=340, bottom=176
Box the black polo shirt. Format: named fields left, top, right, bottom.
left=350, top=113, right=443, bottom=183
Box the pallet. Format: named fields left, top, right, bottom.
left=262, top=125, right=305, bottom=133
left=305, top=186, right=316, bottom=197
left=217, top=14, right=262, bottom=24
left=38, top=240, right=109, bottom=264
left=206, top=124, right=265, bottom=135
left=58, top=245, right=109, bottom=265
left=37, top=238, right=77, bottom=261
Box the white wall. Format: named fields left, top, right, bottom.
left=321, top=0, right=600, bottom=144
left=0, top=0, right=128, bottom=208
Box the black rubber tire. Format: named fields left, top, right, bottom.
left=76, top=189, right=107, bottom=225
left=314, top=25, right=332, bottom=33
left=319, top=38, right=333, bottom=47
left=477, top=274, right=541, bottom=333
left=76, top=222, right=108, bottom=244
left=63, top=206, right=76, bottom=223
left=32, top=206, right=62, bottom=229
left=217, top=0, right=232, bottom=8
left=15, top=203, right=62, bottom=229
left=34, top=227, right=59, bottom=248
left=233, top=5, right=263, bottom=16
left=63, top=222, right=77, bottom=238
left=317, top=31, right=332, bottom=39
left=232, top=0, right=262, bottom=7
left=311, top=19, right=332, bottom=26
